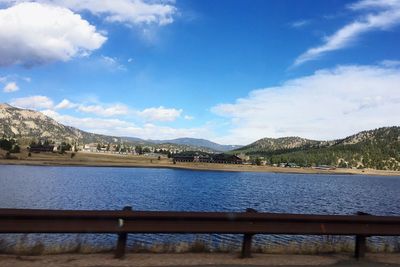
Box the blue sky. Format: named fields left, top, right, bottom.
left=0, top=0, right=399, bottom=144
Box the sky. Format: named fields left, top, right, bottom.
left=0, top=0, right=399, bottom=145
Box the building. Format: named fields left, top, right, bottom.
left=29, top=145, right=55, bottom=153
left=173, top=153, right=243, bottom=164
left=83, top=143, right=98, bottom=153
left=173, top=155, right=195, bottom=162
left=212, top=154, right=243, bottom=164
left=286, top=162, right=300, bottom=168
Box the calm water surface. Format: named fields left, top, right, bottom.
left=1, top=165, right=399, bottom=250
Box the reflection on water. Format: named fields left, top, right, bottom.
left=0, top=165, right=399, bottom=251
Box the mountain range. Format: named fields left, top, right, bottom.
left=0, top=103, right=239, bottom=152
left=232, top=127, right=400, bottom=170
left=1, top=103, right=399, bottom=170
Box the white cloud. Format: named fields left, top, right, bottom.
left=212, top=64, right=400, bottom=145
left=1, top=0, right=177, bottom=26
left=77, top=103, right=130, bottom=117
left=42, top=109, right=134, bottom=131
left=8, top=94, right=205, bottom=140
left=55, top=99, right=78, bottom=109
left=3, top=82, right=19, bottom=92
left=293, top=0, right=400, bottom=66
left=380, top=59, right=400, bottom=67
left=11, top=95, right=54, bottom=109
left=0, top=2, right=106, bottom=67
left=124, top=123, right=209, bottom=140
left=138, top=106, right=182, bottom=122
left=41, top=109, right=209, bottom=140
left=290, top=19, right=310, bottom=28
left=100, top=55, right=127, bottom=71
left=348, top=0, right=400, bottom=10
left=184, top=115, right=194, bottom=120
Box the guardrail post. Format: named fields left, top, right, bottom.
left=355, top=235, right=366, bottom=259
left=115, top=206, right=132, bottom=259
left=241, top=208, right=257, bottom=258
left=354, top=211, right=369, bottom=260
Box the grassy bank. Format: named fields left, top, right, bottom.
left=1, top=235, right=400, bottom=256
left=1, top=150, right=400, bottom=176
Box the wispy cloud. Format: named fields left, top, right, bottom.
left=212, top=63, right=400, bottom=145
left=293, top=0, right=400, bottom=67
left=379, top=59, right=400, bottom=67
left=100, top=55, right=127, bottom=71
left=290, top=19, right=310, bottom=28
left=184, top=115, right=194, bottom=120
left=3, top=82, right=19, bottom=93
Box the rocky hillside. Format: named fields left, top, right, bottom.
left=149, top=137, right=242, bottom=152
left=233, top=127, right=400, bottom=170
left=234, top=136, right=333, bottom=154
left=0, top=104, right=231, bottom=152
left=0, top=103, right=129, bottom=145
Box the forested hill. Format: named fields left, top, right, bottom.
left=232, top=127, right=400, bottom=170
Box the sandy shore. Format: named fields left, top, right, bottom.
left=0, top=253, right=399, bottom=267
left=1, top=151, right=399, bottom=176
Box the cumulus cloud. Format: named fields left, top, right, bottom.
left=138, top=106, right=182, bottom=122
left=1, top=0, right=177, bottom=26
left=0, top=2, right=106, bottom=67
left=55, top=99, right=78, bottom=109
left=42, top=109, right=133, bottom=131
left=293, top=0, right=400, bottom=66
left=77, top=103, right=130, bottom=117
left=8, top=94, right=200, bottom=139
left=3, top=82, right=19, bottom=92
left=11, top=95, right=54, bottom=109
left=212, top=64, right=400, bottom=145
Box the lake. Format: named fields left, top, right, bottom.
left=1, top=165, right=400, bottom=252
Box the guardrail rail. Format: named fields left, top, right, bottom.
left=1, top=207, right=400, bottom=259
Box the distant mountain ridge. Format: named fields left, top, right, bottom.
left=0, top=103, right=132, bottom=145
left=234, top=136, right=327, bottom=154
left=149, top=138, right=241, bottom=152
left=232, top=127, right=400, bottom=170
left=1, top=103, right=399, bottom=170
left=0, top=103, right=239, bottom=152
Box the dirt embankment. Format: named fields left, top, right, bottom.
left=1, top=253, right=400, bottom=267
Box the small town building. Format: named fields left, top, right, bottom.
left=83, top=143, right=98, bottom=153
left=29, top=145, right=55, bottom=153
left=173, top=155, right=195, bottom=162
left=173, top=153, right=242, bottom=164
left=212, top=154, right=243, bottom=164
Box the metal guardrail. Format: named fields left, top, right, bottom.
left=1, top=207, right=400, bottom=259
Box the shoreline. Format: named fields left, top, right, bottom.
left=0, top=151, right=399, bottom=176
